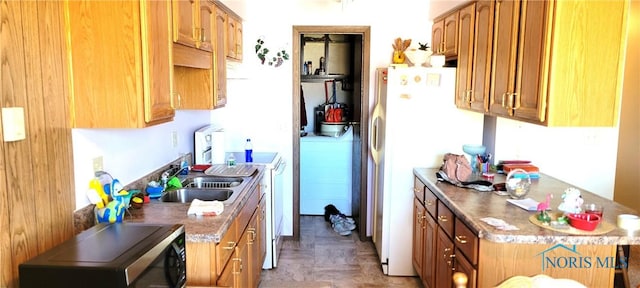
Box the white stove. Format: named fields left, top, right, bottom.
left=229, top=151, right=285, bottom=269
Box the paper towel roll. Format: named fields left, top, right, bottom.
left=211, top=130, right=226, bottom=164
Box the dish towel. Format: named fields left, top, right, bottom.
left=187, top=199, right=224, bottom=216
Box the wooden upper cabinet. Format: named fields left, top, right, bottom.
left=443, top=11, right=459, bottom=58
left=489, top=0, right=627, bottom=126
left=433, top=9, right=459, bottom=58
left=213, top=6, right=228, bottom=108
left=456, top=0, right=494, bottom=113
left=226, top=14, right=243, bottom=61
left=172, top=0, right=198, bottom=48
left=199, top=1, right=214, bottom=52
left=431, top=19, right=444, bottom=54
left=455, top=3, right=476, bottom=109
left=172, top=0, right=214, bottom=51
left=226, top=15, right=237, bottom=59
left=470, top=0, right=494, bottom=113
left=64, top=0, right=174, bottom=128
left=489, top=0, right=522, bottom=118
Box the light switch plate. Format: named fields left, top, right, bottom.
left=2, top=107, right=26, bottom=142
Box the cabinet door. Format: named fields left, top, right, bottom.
left=455, top=3, right=476, bottom=109
left=489, top=0, right=520, bottom=117
left=455, top=249, right=477, bottom=288
left=227, top=15, right=237, bottom=59
left=444, top=11, right=459, bottom=58
left=258, top=196, right=267, bottom=267
left=235, top=20, right=243, bottom=61
left=469, top=0, right=495, bottom=113
left=213, top=6, right=227, bottom=108
left=65, top=0, right=174, bottom=128
left=432, top=19, right=444, bottom=54
left=144, top=0, right=175, bottom=125
left=412, top=198, right=426, bottom=279
left=435, top=226, right=455, bottom=288
left=511, top=0, right=548, bottom=122
left=172, top=0, right=198, bottom=48
left=237, top=226, right=251, bottom=288
left=422, top=213, right=437, bottom=288
left=198, top=1, right=213, bottom=52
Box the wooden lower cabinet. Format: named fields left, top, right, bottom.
left=435, top=226, right=455, bottom=288
left=413, top=176, right=479, bottom=288
left=413, top=175, right=618, bottom=287
left=412, top=198, right=426, bottom=279
left=455, top=248, right=477, bottom=287
left=422, top=212, right=437, bottom=288
left=185, top=181, right=264, bottom=288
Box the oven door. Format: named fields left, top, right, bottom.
left=130, top=232, right=187, bottom=288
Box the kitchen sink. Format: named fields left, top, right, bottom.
left=181, top=177, right=243, bottom=189
left=161, top=188, right=235, bottom=203
left=160, top=176, right=246, bottom=203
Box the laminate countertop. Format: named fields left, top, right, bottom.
left=126, top=166, right=265, bottom=243
left=413, top=168, right=640, bottom=245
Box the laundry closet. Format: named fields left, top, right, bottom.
left=299, top=33, right=363, bottom=216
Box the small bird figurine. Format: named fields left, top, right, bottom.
left=536, top=193, right=553, bottom=224
left=537, top=193, right=552, bottom=212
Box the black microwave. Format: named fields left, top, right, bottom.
left=19, top=223, right=186, bottom=288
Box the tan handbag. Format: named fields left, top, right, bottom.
left=441, top=153, right=472, bottom=182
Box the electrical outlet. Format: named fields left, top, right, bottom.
left=171, top=130, right=178, bottom=148
left=92, top=156, right=103, bottom=173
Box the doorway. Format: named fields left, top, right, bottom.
left=292, top=26, right=370, bottom=241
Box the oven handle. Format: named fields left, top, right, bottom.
left=274, top=158, right=286, bottom=175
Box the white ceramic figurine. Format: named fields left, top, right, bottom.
left=558, top=187, right=584, bottom=214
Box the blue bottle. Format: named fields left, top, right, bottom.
left=244, top=139, right=253, bottom=162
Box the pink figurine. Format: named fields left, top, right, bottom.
left=537, top=193, right=553, bottom=212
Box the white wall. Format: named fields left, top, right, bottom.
left=494, top=118, right=620, bottom=199
left=72, top=111, right=214, bottom=209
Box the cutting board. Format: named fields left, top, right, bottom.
left=205, top=164, right=257, bottom=177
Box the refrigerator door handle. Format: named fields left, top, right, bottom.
left=370, top=103, right=382, bottom=164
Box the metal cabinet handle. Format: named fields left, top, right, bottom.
left=455, top=235, right=468, bottom=244
left=223, top=241, right=235, bottom=250
left=512, top=93, right=521, bottom=110
left=426, top=200, right=434, bottom=206
left=248, top=228, right=256, bottom=243
left=438, top=215, right=448, bottom=222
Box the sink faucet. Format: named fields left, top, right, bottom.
left=161, top=165, right=187, bottom=188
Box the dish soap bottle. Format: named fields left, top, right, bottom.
left=180, top=153, right=189, bottom=175
left=245, top=139, right=253, bottom=162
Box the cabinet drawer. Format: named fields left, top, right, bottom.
left=413, top=177, right=425, bottom=204
left=424, top=187, right=437, bottom=218
left=236, top=184, right=260, bottom=235
left=437, top=201, right=454, bottom=238
left=215, top=220, right=237, bottom=275
left=454, top=218, right=478, bottom=265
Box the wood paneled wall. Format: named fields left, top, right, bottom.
left=1, top=1, right=74, bottom=287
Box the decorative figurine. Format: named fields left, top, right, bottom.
left=558, top=187, right=584, bottom=214
left=536, top=193, right=553, bottom=224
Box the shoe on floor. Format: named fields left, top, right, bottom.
left=330, top=214, right=355, bottom=235
left=329, top=214, right=351, bottom=236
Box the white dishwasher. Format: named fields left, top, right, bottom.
left=300, top=126, right=353, bottom=215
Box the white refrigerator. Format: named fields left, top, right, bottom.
left=369, top=66, right=483, bottom=275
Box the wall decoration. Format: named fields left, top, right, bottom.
left=255, top=37, right=290, bottom=67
